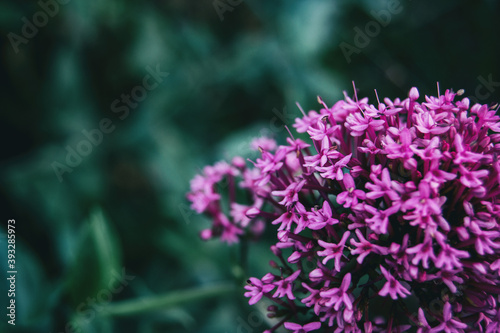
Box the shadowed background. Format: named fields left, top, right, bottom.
left=0, top=0, right=499, bottom=332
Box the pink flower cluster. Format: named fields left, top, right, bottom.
left=187, top=86, right=500, bottom=332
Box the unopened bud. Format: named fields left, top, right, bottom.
left=200, top=229, right=212, bottom=240
left=246, top=207, right=260, bottom=218
left=409, top=87, right=419, bottom=100
left=287, top=251, right=301, bottom=263
left=232, top=156, right=246, bottom=168
left=269, top=260, right=279, bottom=269
left=271, top=245, right=281, bottom=256
left=267, top=305, right=278, bottom=312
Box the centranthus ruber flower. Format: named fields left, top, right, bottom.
left=283, top=322, right=321, bottom=333
left=378, top=265, right=411, bottom=300
left=188, top=85, right=500, bottom=332
left=244, top=275, right=275, bottom=305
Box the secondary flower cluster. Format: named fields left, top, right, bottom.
left=187, top=87, right=500, bottom=332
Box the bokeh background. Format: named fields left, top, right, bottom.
left=1, top=0, right=499, bottom=332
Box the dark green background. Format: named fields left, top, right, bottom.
left=0, top=0, right=499, bottom=332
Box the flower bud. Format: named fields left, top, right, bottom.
left=267, top=305, right=278, bottom=312
left=409, top=87, right=420, bottom=100
left=288, top=251, right=302, bottom=263
left=309, top=268, right=323, bottom=281
left=269, top=260, right=279, bottom=269
left=246, top=207, right=260, bottom=218
left=200, top=229, right=212, bottom=240
left=232, top=156, right=246, bottom=168
left=271, top=245, right=281, bottom=256
left=262, top=273, right=275, bottom=283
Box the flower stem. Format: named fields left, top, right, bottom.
left=101, top=283, right=236, bottom=316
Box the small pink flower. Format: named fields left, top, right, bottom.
left=345, top=111, right=385, bottom=137
left=284, top=321, right=322, bottom=333
left=378, top=265, right=411, bottom=300
left=306, top=201, right=338, bottom=230
left=406, top=235, right=436, bottom=269
left=255, top=147, right=287, bottom=174
left=307, top=118, right=340, bottom=150
left=453, top=133, right=485, bottom=165
left=320, top=273, right=353, bottom=311
left=244, top=277, right=275, bottom=305
left=410, top=136, right=442, bottom=161
left=316, top=153, right=352, bottom=180
left=364, top=204, right=400, bottom=234
left=273, top=270, right=301, bottom=300
left=429, top=302, right=468, bottom=332
left=365, top=167, right=400, bottom=201
left=350, top=229, right=388, bottom=264
left=434, top=243, right=469, bottom=271
left=414, top=109, right=450, bottom=135
left=416, top=308, right=431, bottom=333
left=317, top=231, right=350, bottom=272
left=272, top=180, right=307, bottom=209
left=458, top=165, right=489, bottom=188
left=250, top=137, right=277, bottom=152
left=336, top=173, right=366, bottom=208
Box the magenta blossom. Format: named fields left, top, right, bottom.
left=188, top=86, right=500, bottom=332
left=378, top=265, right=411, bottom=300
left=317, top=231, right=350, bottom=272
left=283, top=322, right=321, bottom=333
left=244, top=276, right=275, bottom=305
left=336, top=173, right=366, bottom=208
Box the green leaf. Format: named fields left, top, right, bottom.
left=89, top=207, right=122, bottom=287
left=65, top=207, right=122, bottom=306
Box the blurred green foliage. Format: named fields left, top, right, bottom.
left=0, top=0, right=498, bottom=332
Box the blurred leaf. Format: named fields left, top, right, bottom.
left=0, top=232, right=52, bottom=330
left=66, top=207, right=122, bottom=305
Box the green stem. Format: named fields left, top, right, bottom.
left=240, top=237, right=248, bottom=277
left=100, top=283, right=236, bottom=317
